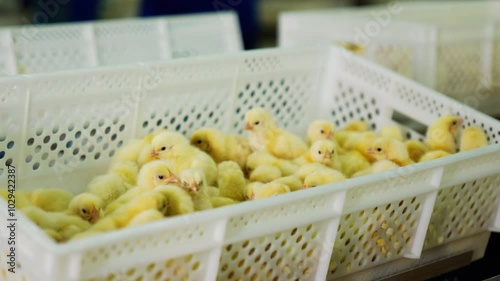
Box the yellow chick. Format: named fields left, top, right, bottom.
left=352, top=132, right=378, bottom=162
left=0, top=189, right=32, bottom=208
left=252, top=182, right=291, bottom=200
left=21, top=206, right=91, bottom=239
left=419, top=150, right=451, bottom=162
left=340, top=120, right=369, bottom=132
left=105, top=160, right=178, bottom=213
left=111, top=190, right=168, bottom=228
left=127, top=209, right=164, bottom=227
left=271, top=176, right=303, bottom=192
left=459, top=126, right=488, bottom=152
left=137, top=144, right=157, bottom=168
left=307, top=120, right=335, bottom=145
left=367, top=137, right=414, bottom=166
left=246, top=151, right=298, bottom=176
left=339, top=150, right=371, bottom=178
left=426, top=115, right=463, bottom=153
left=302, top=169, right=346, bottom=189
left=86, top=173, right=128, bottom=206
left=67, top=193, right=104, bottom=224
left=294, top=163, right=330, bottom=182
left=380, top=125, right=404, bottom=142
left=210, top=197, right=238, bottom=208
left=249, top=164, right=282, bottom=183
left=405, top=140, right=428, bottom=162
left=30, top=188, right=73, bottom=212
left=151, top=132, right=218, bottom=185
left=217, top=161, right=246, bottom=202
left=245, top=182, right=264, bottom=200
left=244, top=107, right=308, bottom=160
left=352, top=160, right=399, bottom=177
left=154, top=185, right=195, bottom=216
left=190, top=128, right=252, bottom=169
left=111, top=128, right=167, bottom=164
left=87, top=216, right=118, bottom=232
left=108, top=160, right=139, bottom=186
left=308, top=140, right=342, bottom=170
left=179, top=168, right=213, bottom=211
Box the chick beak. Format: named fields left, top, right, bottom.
left=301, top=184, right=308, bottom=190
left=150, top=149, right=159, bottom=158
left=326, top=131, right=334, bottom=139
left=165, top=174, right=178, bottom=184
left=366, top=147, right=374, bottom=154
left=245, top=122, right=253, bottom=130
left=324, top=151, right=332, bottom=159
left=190, top=182, right=199, bottom=192
left=89, top=208, right=99, bottom=223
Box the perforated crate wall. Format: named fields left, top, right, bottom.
left=0, top=12, right=242, bottom=76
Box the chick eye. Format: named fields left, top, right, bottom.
left=376, top=148, right=382, bottom=152
left=199, top=180, right=204, bottom=185
left=158, top=175, right=164, bottom=180
left=161, top=146, right=166, bottom=151
left=254, top=121, right=260, bottom=125
left=196, top=140, right=202, bottom=144
left=81, top=208, right=87, bottom=214
left=331, top=150, right=335, bottom=154
left=452, top=121, right=457, bottom=126
left=318, top=150, right=322, bottom=154
left=320, top=130, right=325, bottom=134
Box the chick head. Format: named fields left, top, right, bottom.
left=302, top=169, right=346, bottom=189
left=150, top=131, right=189, bottom=159
left=68, top=193, right=104, bottom=223
left=253, top=182, right=290, bottom=199
left=244, top=107, right=275, bottom=132
left=137, top=160, right=179, bottom=189
left=310, top=140, right=337, bottom=164
left=134, top=191, right=169, bottom=216
left=435, top=115, right=464, bottom=136
left=308, top=120, right=335, bottom=143
left=366, top=137, right=394, bottom=161
left=190, top=128, right=219, bottom=153
left=179, top=168, right=206, bottom=193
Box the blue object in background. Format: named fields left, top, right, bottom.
left=140, top=0, right=259, bottom=49
left=29, top=0, right=99, bottom=24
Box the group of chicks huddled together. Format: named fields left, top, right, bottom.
left=4, top=108, right=488, bottom=243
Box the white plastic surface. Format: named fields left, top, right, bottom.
left=0, top=46, right=499, bottom=281
left=0, top=12, right=242, bottom=76
left=279, top=1, right=500, bottom=115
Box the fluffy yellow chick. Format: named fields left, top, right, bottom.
left=0, top=189, right=32, bottom=208
left=217, top=161, right=246, bottom=201
left=190, top=128, right=252, bottom=169
left=179, top=168, right=213, bottom=211
left=108, top=160, right=139, bottom=186
left=137, top=144, right=156, bottom=168
left=419, top=150, right=451, bottom=162
left=302, top=169, right=346, bottom=189
left=105, top=160, right=178, bottom=213
left=307, top=120, right=335, bottom=145
left=210, top=197, right=238, bottom=208
left=340, top=120, right=369, bottom=132
left=294, top=163, right=330, bottom=182
left=154, top=185, right=195, bottom=216
left=459, top=126, right=488, bottom=152
left=249, top=164, right=282, bottom=183
left=252, top=182, right=291, bottom=200
left=86, top=174, right=128, bottom=206
left=151, top=132, right=218, bottom=185
left=245, top=182, right=264, bottom=200
left=352, top=132, right=378, bottom=162
left=367, top=137, right=414, bottom=166
left=380, top=125, right=404, bottom=142
left=67, top=193, right=104, bottom=224
left=244, top=107, right=308, bottom=159
left=352, top=160, right=399, bottom=177
left=307, top=140, right=342, bottom=170
left=246, top=151, right=298, bottom=176
left=426, top=115, right=463, bottom=153
left=405, top=140, right=428, bottom=162
left=111, top=190, right=168, bottom=228
left=87, top=216, right=118, bottom=232
left=127, top=209, right=164, bottom=227
left=30, top=188, right=73, bottom=212
left=21, top=206, right=91, bottom=239
left=271, top=176, right=303, bottom=192
left=111, top=128, right=167, bottom=164
left=339, top=150, right=371, bottom=178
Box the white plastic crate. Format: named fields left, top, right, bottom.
left=0, top=46, right=499, bottom=281
left=0, top=11, right=242, bottom=76
left=279, top=1, right=500, bottom=116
